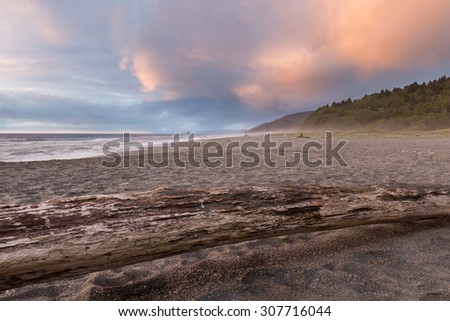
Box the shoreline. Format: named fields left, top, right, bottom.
left=0, top=133, right=244, bottom=163
left=2, top=130, right=450, bottom=164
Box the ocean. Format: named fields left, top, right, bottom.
left=0, top=132, right=240, bottom=162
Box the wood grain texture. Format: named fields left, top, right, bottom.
left=1, top=185, right=449, bottom=290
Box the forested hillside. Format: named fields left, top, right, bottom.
left=302, top=76, right=450, bottom=131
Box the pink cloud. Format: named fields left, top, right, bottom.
left=0, top=1, right=66, bottom=45
left=132, top=52, right=159, bottom=92
left=323, top=0, right=450, bottom=71
left=233, top=0, right=450, bottom=108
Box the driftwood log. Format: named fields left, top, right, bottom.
left=0, top=185, right=449, bottom=291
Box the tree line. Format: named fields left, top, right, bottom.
left=302, top=76, right=450, bottom=131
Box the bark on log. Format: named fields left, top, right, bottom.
left=0, top=185, right=449, bottom=291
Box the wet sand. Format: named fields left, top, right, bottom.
left=0, top=135, right=449, bottom=300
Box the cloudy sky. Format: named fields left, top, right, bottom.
left=1, top=0, right=450, bottom=132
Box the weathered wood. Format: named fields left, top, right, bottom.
left=0, top=185, right=449, bottom=291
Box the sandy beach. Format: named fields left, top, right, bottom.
left=0, top=134, right=449, bottom=300
left=1, top=135, right=449, bottom=205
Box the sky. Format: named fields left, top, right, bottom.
left=1, top=0, right=450, bottom=133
